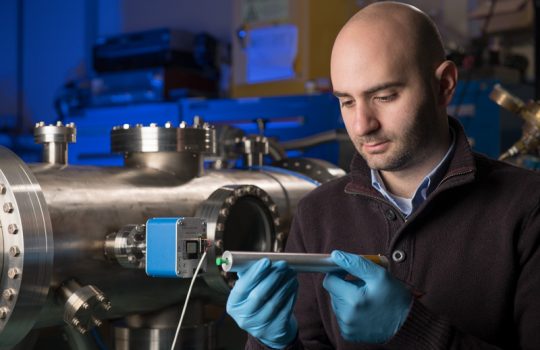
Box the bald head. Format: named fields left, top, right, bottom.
left=336, top=2, right=445, bottom=73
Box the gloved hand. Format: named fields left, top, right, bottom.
left=226, top=258, right=298, bottom=349
left=323, top=250, right=412, bottom=344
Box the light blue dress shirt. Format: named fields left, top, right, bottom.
left=370, top=131, right=456, bottom=217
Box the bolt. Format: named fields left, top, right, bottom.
left=68, top=122, right=75, bottom=128
left=219, top=208, right=229, bottom=216
left=269, top=204, right=277, bottom=213
left=149, top=123, right=157, bottom=127
left=96, top=294, right=105, bottom=303
left=2, top=289, right=16, bottom=301
left=56, top=121, right=63, bottom=127
left=135, top=224, right=145, bottom=232
left=3, top=202, right=14, bottom=213
left=77, top=326, right=87, bottom=334
left=274, top=218, right=280, bottom=226
left=122, top=124, right=130, bottom=129
left=8, top=224, right=18, bottom=234
left=127, top=255, right=136, bottom=263
left=215, top=240, right=223, bottom=248
left=276, top=232, right=286, bottom=241
left=0, top=184, right=6, bottom=195
left=82, top=302, right=89, bottom=310
left=8, top=268, right=20, bottom=279
left=72, top=317, right=80, bottom=326
left=179, top=121, right=187, bottom=128
left=216, top=223, right=224, bottom=231
left=9, top=246, right=20, bottom=257
left=165, top=121, right=172, bottom=128
left=0, top=307, right=9, bottom=319
left=101, top=302, right=112, bottom=311
left=92, top=317, right=102, bottom=327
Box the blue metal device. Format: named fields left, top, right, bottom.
left=145, top=217, right=208, bottom=278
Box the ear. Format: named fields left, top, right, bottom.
left=434, top=60, right=458, bottom=107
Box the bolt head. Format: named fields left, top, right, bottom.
left=7, top=268, right=20, bottom=279
left=9, top=246, right=20, bottom=257
left=0, top=184, right=6, bottom=195
left=8, top=224, right=18, bottom=235
left=0, top=307, right=9, bottom=319
left=2, top=289, right=15, bottom=301
left=71, top=317, right=80, bottom=326
left=3, top=202, right=14, bottom=213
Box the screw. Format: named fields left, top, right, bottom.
left=101, top=302, right=112, bottom=311
left=9, top=246, right=20, bottom=257
left=0, top=184, right=6, bottom=195
left=2, top=289, right=16, bottom=301
left=8, top=224, right=18, bottom=234
left=3, top=202, right=14, bottom=213
left=0, top=307, right=9, bottom=319
left=8, top=268, right=20, bottom=279
left=92, top=317, right=102, bottom=327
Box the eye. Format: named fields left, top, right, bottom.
left=373, top=93, right=397, bottom=102
left=340, top=99, right=355, bottom=108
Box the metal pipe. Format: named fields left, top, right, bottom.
left=217, top=251, right=389, bottom=273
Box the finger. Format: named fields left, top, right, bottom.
left=239, top=263, right=296, bottom=314
left=252, top=275, right=298, bottom=322
left=330, top=250, right=383, bottom=281
left=323, top=272, right=363, bottom=302
left=229, top=258, right=272, bottom=303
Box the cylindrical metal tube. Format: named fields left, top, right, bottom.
left=42, top=142, right=67, bottom=165
left=218, top=251, right=389, bottom=273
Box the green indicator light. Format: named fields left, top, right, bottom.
left=216, top=257, right=228, bottom=266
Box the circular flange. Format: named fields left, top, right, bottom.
left=0, top=146, right=53, bottom=347
left=196, top=185, right=284, bottom=294
left=110, top=123, right=178, bottom=154
left=34, top=121, right=76, bottom=144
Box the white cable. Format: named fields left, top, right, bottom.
left=170, top=251, right=208, bottom=350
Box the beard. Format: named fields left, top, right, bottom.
left=353, top=116, right=429, bottom=172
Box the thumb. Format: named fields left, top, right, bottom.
left=330, top=250, right=382, bottom=281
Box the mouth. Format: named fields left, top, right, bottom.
left=362, top=140, right=390, bottom=153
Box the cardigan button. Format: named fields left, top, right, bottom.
left=385, top=209, right=397, bottom=221
left=392, top=250, right=406, bottom=263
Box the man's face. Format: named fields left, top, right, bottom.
left=331, top=25, right=441, bottom=172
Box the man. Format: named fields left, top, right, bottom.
left=226, top=2, right=540, bottom=349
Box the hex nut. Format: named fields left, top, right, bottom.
left=2, top=289, right=16, bottom=301
left=0, top=307, right=9, bottom=319
left=3, top=202, right=14, bottom=213
left=9, top=246, right=21, bottom=257
left=7, top=268, right=20, bottom=279
left=8, top=224, right=18, bottom=235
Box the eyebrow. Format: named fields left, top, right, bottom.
left=333, top=82, right=405, bottom=98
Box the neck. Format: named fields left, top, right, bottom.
left=379, top=134, right=451, bottom=198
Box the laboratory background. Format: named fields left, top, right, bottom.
left=0, top=0, right=537, bottom=349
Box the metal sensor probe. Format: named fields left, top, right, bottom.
left=217, top=250, right=389, bottom=273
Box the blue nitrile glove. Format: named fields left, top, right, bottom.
left=226, top=258, right=298, bottom=349
left=323, top=250, right=412, bottom=344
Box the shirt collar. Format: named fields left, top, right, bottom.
left=370, top=129, right=456, bottom=217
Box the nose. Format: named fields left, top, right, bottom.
left=348, top=102, right=380, bottom=137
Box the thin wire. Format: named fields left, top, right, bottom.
left=170, top=251, right=208, bottom=350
